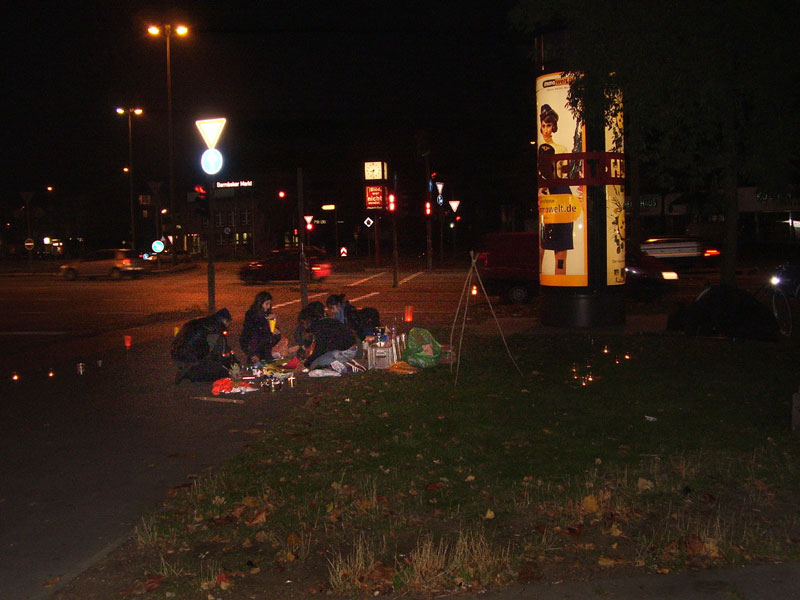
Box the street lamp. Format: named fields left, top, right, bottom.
left=116, top=106, right=143, bottom=250
left=148, top=23, right=188, bottom=252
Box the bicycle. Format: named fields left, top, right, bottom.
left=768, top=264, right=800, bottom=338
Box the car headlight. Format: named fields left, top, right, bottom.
left=770, top=275, right=781, bottom=286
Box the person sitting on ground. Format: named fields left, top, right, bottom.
left=291, top=301, right=325, bottom=360
left=240, top=291, right=283, bottom=363
left=325, top=293, right=380, bottom=341
left=171, top=308, right=235, bottom=383
left=303, top=307, right=365, bottom=373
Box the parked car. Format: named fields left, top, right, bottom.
left=640, top=236, right=720, bottom=269
left=475, top=232, right=678, bottom=303
left=239, top=247, right=332, bottom=283
left=59, top=249, right=148, bottom=280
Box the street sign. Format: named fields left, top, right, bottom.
left=195, top=118, right=227, bottom=149
left=152, top=239, right=165, bottom=253
left=364, top=217, right=374, bottom=228
left=436, top=181, right=444, bottom=194
left=365, top=185, right=384, bottom=210
left=449, top=200, right=461, bottom=212
left=24, top=238, right=34, bottom=251
left=340, top=246, right=348, bottom=257
left=437, top=194, right=444, bottom=206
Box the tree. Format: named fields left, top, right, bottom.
left=510, top=0, right=800, bottom=284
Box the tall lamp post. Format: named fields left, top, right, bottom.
left=148, top=23, right=188, bottom=255
left=116, top=107, right=143, bottom=250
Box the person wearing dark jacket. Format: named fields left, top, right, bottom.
left=303, top=312, right=362, bottom=372
left=325, top=293, right=379, bottom=340
left=240, top=291, right=281, bottom=363
left=171, top=308, right=234, bottom=383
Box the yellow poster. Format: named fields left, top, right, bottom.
left=605, top=97, right=625, bottom=286
left=536, top=73, right=588, bottom=287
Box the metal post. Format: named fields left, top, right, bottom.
left=166, top=26, right=176, bottom=262
left=392, top=172, right=399, bottom=287
left=126, top=111, right=136, bottom=250
left=207, top=177, right=216, bottom=312
left=297, top=168, right=309, bottom=308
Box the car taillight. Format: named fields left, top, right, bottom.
left=312, top=263, right=330, bottom=271
left=703, top=249, right=720, bottom=257
left=122, top=258, right=131, bottom=265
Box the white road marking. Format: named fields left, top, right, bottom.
left=398, top=271, right=424, bottom=285
left=350, top=291, right=380, bottom=303
left=347, top=272, right=385, bottom=286
left=273, top=292, right=326, bottom=309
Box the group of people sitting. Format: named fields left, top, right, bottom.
left=171, top=292, right=380, bottom=383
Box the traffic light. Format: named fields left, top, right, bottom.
left=306, top=222, right=313, bottom=231
left=425, top=201, right=431, bottom=216
left=193, top=184, right=209, bottom=216
left=388, top=193, right=396, bottom=212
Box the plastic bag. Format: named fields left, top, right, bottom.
left=401, top=328, right=442, bottom=368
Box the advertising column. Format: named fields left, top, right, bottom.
left=535, top=72, right=626, bottom=327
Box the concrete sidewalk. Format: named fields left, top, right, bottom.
left=463, top=562, right=800, bottom=599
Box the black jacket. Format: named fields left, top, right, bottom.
left=171, top=309, right=230, bottom=363
left=305, top=317, right=357, bottom=366
left=240, top=306, right=281, bottom=359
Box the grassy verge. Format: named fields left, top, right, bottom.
left=65, top=330, right=800, bottom=598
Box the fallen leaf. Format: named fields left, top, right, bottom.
left=246, top=509, right=269, bottom=526
left=42, top=577, right=60, bottom=588
left=241, top=496, right=260, bottom=507
left=426, top=482, right=443, bottom=492
left=484, top=508, right=495, bottom=520
left=637, top=477, right=654, bottom=492
left=608, top=523, right=623, bottom=537
left=465, top=475, right=476, bottom=483
left=581, top=495, right=601, bottom=515
left=598, top=556, right=624, bottom=568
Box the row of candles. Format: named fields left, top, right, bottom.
left=572, top=343, right=632, bottom=386
left=10, top=335, right=133, bottom=382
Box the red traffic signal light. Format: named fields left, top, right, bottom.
left=306, top=222, right=313, bottom=231
left=278, top=190, right=286, bottom=198
left=193, top=184, right=206, bottom=197
left=388, top=193, right=396, bottom=212
left=425, top=201, right=431, bottom=216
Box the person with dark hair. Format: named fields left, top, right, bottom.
left=325, top=293, right=379, bottom=340
left=171, top=308, right=235, bottom=383
left=240, top=291, right=281, bottom=364
left=291, top=301, right=325, bottom=360
left=303, top=306, right=364, bottom=373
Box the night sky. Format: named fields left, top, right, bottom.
left=5, top=0, right=534, bottom=222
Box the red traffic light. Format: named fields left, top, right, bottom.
left=193, top=184, right=206, bottom=197
left=425, top=201, right=431, bottom=216
left=306, top=222, right=313, bottom=231
left=278, top=190, right=286, bottom=198
left=388, top=193, right=396, bottom=212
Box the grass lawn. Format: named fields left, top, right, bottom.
left=56, top=329, right=800, bottom=599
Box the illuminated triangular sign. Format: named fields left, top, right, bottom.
left=304, top=215, right=314, bottom=225
left=195, top=118, right=227, bottom=149
left=449, top=200, right=461, bottom=213
left=436, top=181, right=444, bottom=194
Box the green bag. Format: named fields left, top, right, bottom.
left=402, top=328, right=442, bottom=368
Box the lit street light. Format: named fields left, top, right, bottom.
left=116, top=107, right=143, bottom=250
left=148, top=22, right=188, bottom=256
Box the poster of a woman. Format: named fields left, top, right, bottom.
left=535, top=74, right=587, bottom=286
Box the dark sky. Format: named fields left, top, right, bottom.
left=4, top=1, right=534, bottom=213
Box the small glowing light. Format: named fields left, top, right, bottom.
left=148, top=25, right=160, bottom=35
left=603, top=345, right=609, bottom=354
left=46, top=186, right=54, bottom=192
left=770, top=275, right=781, bottom=286
left=11, top=372, right=20, bottom=381
left=278, top=191, right=286, bottom=198
left=614, top=356, right=621, bottom=365
left=624, top=352, right=631, bottom=360
left=471, top=285, right=478, bottom=296
left=662, top=271, right=679, bottom=280
left=175, top=25, right=189, bottom=35
left=124, top=335, right=132, bottom=349
left=133, top=108, right=143, bottom=115
left=116, top=107, right=125, bottom=114
left=48, top=369, right=55, bottom=378
left=123, top=167, right=130, bottom=173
